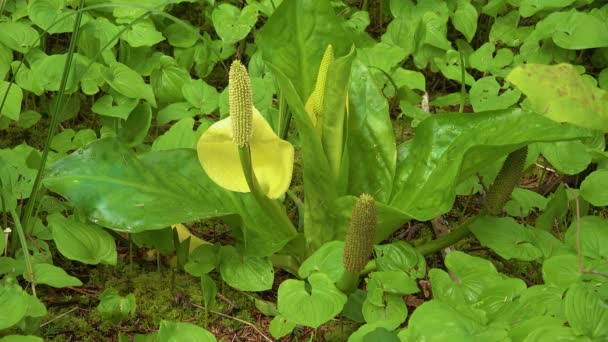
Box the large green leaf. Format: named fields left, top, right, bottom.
left=346, top=60, right=396, bottom=204
left=266, top=64, right=337, bottom=251
left=48, top=214, right=117, bottom=265
left=389, top=109, right=590, bottom=221
left=321, top=47, right=355, bottom=184
left=257, top=0, right=353, bottom=100
left=257, top=0, right=354, bottom=252
left=507, top=64, right=608, bottom=132
left=44, top=138, right=295, bottom=256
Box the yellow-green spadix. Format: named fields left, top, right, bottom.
left=197, top=61, right=294, bottom=199
left=305, top=45, right=334, bottom=126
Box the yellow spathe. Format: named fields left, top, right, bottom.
left=197, top=107, right=294, bottom=199
left=172, top=223, right=209, bottom=253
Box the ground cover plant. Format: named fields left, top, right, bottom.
left=1, top=0, right=607, bottom=340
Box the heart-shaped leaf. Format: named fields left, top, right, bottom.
left=470, top=216, right=543, bottom=261
left=277, top=273, right=347, bottom=328
left=219, top=246, right=274, bottom=292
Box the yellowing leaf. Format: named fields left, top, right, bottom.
left=197, top=108, right=294, bottom=199
left=507, top=64, right=608, bottom=131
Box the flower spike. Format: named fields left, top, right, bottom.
left=305, top=45, right=334, bottom=126
left=229, top=60, right=253, bottom=147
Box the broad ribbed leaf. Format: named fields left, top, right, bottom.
left=44, top=138, right=295, bottom=256
left=257, top=0, right=352, bottom=100
left=390, top=109, right=590, bottom=221
left=507, top=64, right=608, bottom=131
left=346, top=60, right=396, bottom=204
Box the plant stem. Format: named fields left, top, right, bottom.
left=271, top=254, right=300, bottom=277
left=238, top=146, right=297, bottom=235
left=459, top=51, right=466, bottom=113
left=415, top=217, right=477, bottom=256
left=336, top=270, right=360, bottom=294
left=9, top=208, right=36, bottom=297
left=129, top=234, right=134, bottom=276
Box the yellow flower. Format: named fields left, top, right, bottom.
left=197, top=62, right=294, bottom=199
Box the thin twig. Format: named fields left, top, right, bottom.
left=191, top=303, right=273, bottom=342
left=574, top=194, right=584, bottom=271
left=534, top=163, right=556, bottom=173
left=572, top=190, right=608, bottom=279
left=40, top=307, right=79, bottom=327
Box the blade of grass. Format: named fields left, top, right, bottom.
left=9, top=206, right=36, bottom=296
left=20, top=0, right=86, bottom=232
left=459, top=51, right=466, bottom=113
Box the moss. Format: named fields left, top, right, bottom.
left=47, top=256, right=270, bottom=340
left=44, top=309, right=105, bottom=342
left=322, top=320, right=359, bottom=342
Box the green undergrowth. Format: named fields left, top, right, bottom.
left=41, top=259, right=255, bottom=341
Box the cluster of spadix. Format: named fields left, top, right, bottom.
left=305, top=45, right=334, bottom=127
left=343, top=194, right=377, bottom=273
left=197, top=61, right=294, bottom=199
